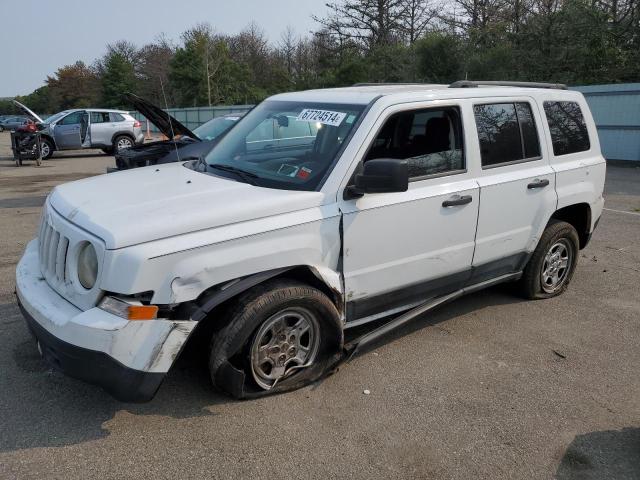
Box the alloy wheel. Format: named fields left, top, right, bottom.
left=250, top=307, right=320, bottom=390
left=541, top=239, right=573, bottom=293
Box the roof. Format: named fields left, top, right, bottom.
left=269, top=83, right=582, bottom=105
left=58, top=108, right=129, bottom=114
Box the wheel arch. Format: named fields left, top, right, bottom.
left=111, top=131, right=136, bottom=145
left=40, top=134, right=56, bottom=150
left=549, top=203, right=592, bottom=249
left=190, top=265, right=344, bottom=325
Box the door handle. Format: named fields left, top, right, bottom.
left=527, top=178, right=549, bottom=189
left=442, top=195, right=473, bottom=207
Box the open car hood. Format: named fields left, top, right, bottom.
left=124, top=93, right=199, bottom=141
left=12, top=100, right=43, bottom=123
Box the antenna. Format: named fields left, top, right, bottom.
left=160, top=79, right=181, bottom=162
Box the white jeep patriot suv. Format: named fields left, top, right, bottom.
left=16, top=81, right=606, bottom=401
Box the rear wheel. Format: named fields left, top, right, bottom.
left=208, top=279, right=342, bottom=398
left=518, top=220, right=579, bottom=299
left=113, top=135, right=134, bottom=152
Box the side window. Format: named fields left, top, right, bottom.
left=278, top=116, right=313, bottom=139
left=90, top=112, right=110, bottom=123
left=246, top=119, right=275, bottom=143
left=474, top=102, right=541, bottom=167
left=110, top=113, right=125, bottom=122
left=543, top=101, right=590, bottom=156
left=59, top=111, right=83, bottom=125
left=364, top=106, right=465, bottom=179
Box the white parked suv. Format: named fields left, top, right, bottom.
left=16, top=81, right=606, bottom=401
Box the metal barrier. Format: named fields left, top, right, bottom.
left=572, top=84, right=640, bottom=163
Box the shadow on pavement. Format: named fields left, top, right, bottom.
left=0, top=302, right=228, bottom=454
left=1, top=284, right=525, bottom=453
left=556, top=427, right=640, bottom=480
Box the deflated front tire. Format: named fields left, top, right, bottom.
left=208, top=279, right=343, bottom=399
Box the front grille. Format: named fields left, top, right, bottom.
left=38, top=215, right=70, bottom=287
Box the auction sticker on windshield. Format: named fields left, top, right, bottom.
left=297, top=109, right=346, bottom=126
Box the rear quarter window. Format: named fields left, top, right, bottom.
left=110, top=113, right=125, bottom=122
left=543, top=101, right=590, bottom=156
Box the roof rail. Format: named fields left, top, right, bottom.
left=352, top=82, right=426, bottom=87
left=449, top=80, right=567, bottom=90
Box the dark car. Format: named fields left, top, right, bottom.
left=0, top=116, right=30, bottom=132
left=114, top=93, right=245, bottom=170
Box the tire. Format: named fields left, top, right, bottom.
left=113, top=135, right=134, bottom=152
left=102, top=147, right=114, bottom=155
left=39, top=138, right=54, bottom=159
left=208, top=279, right=343, bottom=399
left=518, top=220, right=580, bottom=299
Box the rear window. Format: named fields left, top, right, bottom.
left=474, top=102, right=541, bottom=167
left=543, top=101, right=590, bottom=156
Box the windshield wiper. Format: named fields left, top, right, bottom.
left=208, top=163, right=259, bottom=186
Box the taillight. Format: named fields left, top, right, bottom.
left=133, top=120, right=141, bottom=128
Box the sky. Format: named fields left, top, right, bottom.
left=0, top=0, right=329, bottom=97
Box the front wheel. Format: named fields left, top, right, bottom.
left=208, top=279, right=343, bottom=398
left=39, top=138, right=54, bottom=159
left=518, top=220, right=580, bottom=299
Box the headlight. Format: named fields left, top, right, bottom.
left=77, top=242, right=98, bottom=289
left=99, top=296, right=158, bottom=320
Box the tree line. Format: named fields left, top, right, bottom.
left=2, top=0, right=639, bottom=115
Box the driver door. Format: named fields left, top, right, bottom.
left=54, top=111, right=87, bottom=149
left=340, top=102, right=480, bottom=323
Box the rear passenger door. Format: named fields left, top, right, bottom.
left=89, top=112, right=112, bottom=146
left=341, top=102, right=480, bottom=323
left=470, top=99, right=557, bottom=281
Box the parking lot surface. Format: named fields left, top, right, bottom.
left=0, top=131, right=639, bottom=479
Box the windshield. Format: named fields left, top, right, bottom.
left=43, top=111, right=68, bottom=124
left=202, top=100, right=365, bottom=191
left=193, top=116, right=241, bottom=141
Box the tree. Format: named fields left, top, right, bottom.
left=413, top=32, right=463, bottom=82
left=314, top=0, right=407, bottom=49
left=16, top=86, right=53, bottom=115
left=101, top=51, right=137, bottom=108
left=399, top=0, right=438, bottom=43
left=45, top=61, right=100, bottom=111
left=169, top=24, right=258, bottom=107
left=137, top=35, right=176, bottom=106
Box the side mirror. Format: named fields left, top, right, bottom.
left=345, top=158, right=409, bottom=199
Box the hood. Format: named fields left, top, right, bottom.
left=124, top=93, right=199, bottom=141
left=12, top=100, right=43, bottom=123
left=49, top=162, right=324, bottom=249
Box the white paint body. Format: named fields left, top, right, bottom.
left=16, top=85, right=606, bottom=379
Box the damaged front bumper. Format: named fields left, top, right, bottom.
left=15, top=240, right=196, bottom=402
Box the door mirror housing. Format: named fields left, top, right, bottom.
left=345, top=158, right=409, bottom=199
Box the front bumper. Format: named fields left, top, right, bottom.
left=15, top=240, right=196, bottom=402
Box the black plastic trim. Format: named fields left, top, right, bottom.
left=346, top=270, right=471, bottom=321
left=18, top=299, right=165, bottom=403
left=191, top=267, right=293, bottom=322
left=346, top=253, right=531, bottom=323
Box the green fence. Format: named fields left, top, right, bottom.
left=131, top=105, right=253, bottom=134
